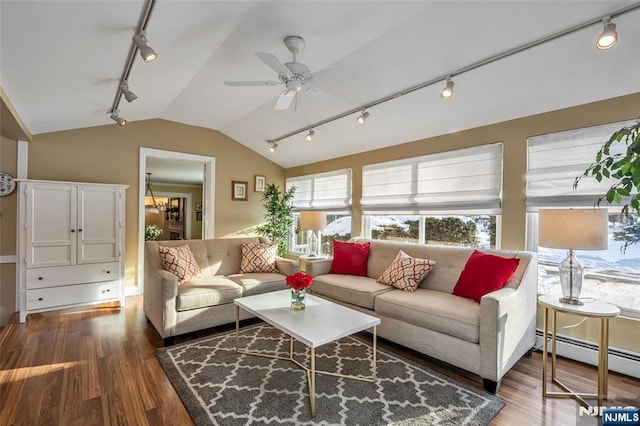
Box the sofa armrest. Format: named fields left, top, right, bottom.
left=276, top=257, right=299, bottom=276
left=479, top=253, right=538, bottom=382
left=305, top=258, right=332, bottom=276
left=143, top=268, right=180, bottom=339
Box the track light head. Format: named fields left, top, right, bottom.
left=133, top=31, right=158, bottom=62
left=269, top=141, right=278, bottom=153
left=109, top=111, right=127, bottom=127
left=596, top=17, right=618, bottom=50
left=356, top=110, right=369, bottom=125
left=305, top=129, right=315, bottom=141
left=119, top=81, right=138, bottom=103
left=440, top=77, right=454, bottom=100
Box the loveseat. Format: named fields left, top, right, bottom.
left=144, top=237, right=298, bottom=345
left=305, top=238, right=537, bottom=393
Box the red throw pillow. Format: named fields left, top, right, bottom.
left=453, top=250, right=520, bottom=303
left=330, top=240, right=371, bottom=276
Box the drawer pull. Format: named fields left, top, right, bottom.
left=78, top=229, right=83, bottom=232
left=71, top=229, right=75, bottom=233
left=106, top=270, right=111, bottom=274
left=38, top=297, right=43, bottom=301
left=38, top=277, right=43, bottom=280
left=102, top=289, right=111, bottom=293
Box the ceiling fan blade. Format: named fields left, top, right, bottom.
left=306, top=67, right=343, bottom=84
left=305, top=86, right=349, bottom=109
left=274, top=90, right=296, bottom=110
left=255, top=52, right=293, bottom=78
left=224, top=80, right=280, bottom=86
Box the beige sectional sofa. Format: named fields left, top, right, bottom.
left=305, top=238, right=538, bottom=393
left=144, top=237, right=298, bottom=345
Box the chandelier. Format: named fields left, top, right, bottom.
left=145, top=172, right=166, bottom=214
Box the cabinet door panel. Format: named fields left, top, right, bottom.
left=77, top=186, right=119, bottom=264
left=26, top=184, right=76, bottom=268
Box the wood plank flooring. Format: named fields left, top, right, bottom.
left=1, top=296, right=638, bottom=425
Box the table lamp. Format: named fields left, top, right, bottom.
left=538, top=208, right=608, bottom=305
left=300, top=211, right=325, bottom=257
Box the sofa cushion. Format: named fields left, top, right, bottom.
left=239, top=241, right=279, bottom=273
left=375, top=289, right=481, bottom=343
left=330, top=240, right=371, bottom=276
left=176, top=276, right=243, bottom=311
left=159, top=245, right=202, bottom=284
left=377, top=250, right=436, bottom=292
left=311, top=274, right=393, bottom=310
left=453, top=250, right=520, bottom=303
left=227, top=273, right=287, bottom=297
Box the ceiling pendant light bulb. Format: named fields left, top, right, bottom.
left=269, top=142, right=278, bottom=153
left=440, top=77, right=454, bottom=100
left=356, top=110, right=369, bottom=125
left=119, top=81, right=138, bottom=103
left=596, top=18, right=618, bottom=50
left=305, top=129, right=315, bottom=141
left=110, top=111, right=126, bottom=126
left=133, top=31, right=158, bottom=62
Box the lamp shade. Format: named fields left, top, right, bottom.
left=538, top=209, right=608, bottom=250
left=300, top=211, right=325, bottom=231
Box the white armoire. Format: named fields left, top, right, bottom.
left=17, top=180, right=128, bottom=322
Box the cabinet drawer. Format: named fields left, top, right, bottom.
left=26, top=262, right=119, bottom=289
left=26, top=281, right=121, bottom=310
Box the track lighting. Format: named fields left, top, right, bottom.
left=596, top=17, right=618, bottom=50
left=132, top=30, right=158, bottom=62
left=269, top=142, right=278, bottom=153
left=356, top=110, right=369, bottom=125
left=305, top=129, right=315, bottom=141
left=110, top=111, right=126, bottom=126
left=119, top=81, right=138, bottom=103
left=440, top=77, right=454, bottom=100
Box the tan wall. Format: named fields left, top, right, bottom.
left=146, top=184, right=203, bottom=240
left=286, top=93, right=640, bottom=352
left=25, top=119, right=284, bottom=288
left=0, top=135, right=18, bottom=325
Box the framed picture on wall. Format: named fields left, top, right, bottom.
left=195, top=202, right=203, bottom=212
left=232, top=181, right=248, bottom=201
left=255, top=175, right=266, bottom=192
left=196, top=211, right=202, bottom=221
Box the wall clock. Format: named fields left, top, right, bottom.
left=0, top=171, right=16, bottom=196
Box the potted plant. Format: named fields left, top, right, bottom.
left=575, top=119, right=640, bottom=251
left=255, top=183, right=296, bottom=256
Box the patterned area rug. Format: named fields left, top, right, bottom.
left=156, top=323, right=504, bottom=425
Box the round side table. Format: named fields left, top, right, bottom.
left=538, top=294, right=620, bottom=410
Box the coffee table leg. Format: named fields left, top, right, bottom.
left=310, top=347, right=316, bottom=417
left=372, top=325, right=377, bottom=380
left=235, top=305, right=240, bottom=353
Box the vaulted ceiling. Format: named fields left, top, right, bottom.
left=1, top=1, right=639, bottom=169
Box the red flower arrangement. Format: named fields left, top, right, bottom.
left=286, top=272, right=313, bottom=291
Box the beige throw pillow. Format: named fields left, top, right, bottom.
left=377, top=250, right=436, bottom=292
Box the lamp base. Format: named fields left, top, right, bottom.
left=558, top=297, right=584, bottom=306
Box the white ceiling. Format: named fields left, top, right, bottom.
left=1, top=1, right=639, bottom=171
left=146, top=156, right=204, bottom=186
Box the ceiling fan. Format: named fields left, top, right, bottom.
left=224, top=35, right=344, bottom=111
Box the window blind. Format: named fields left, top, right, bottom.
left=526, top=120, right=635, bottom=210
left=361, top=143, right=503, bottom=214
left=286, top=169, right=351, bottom=211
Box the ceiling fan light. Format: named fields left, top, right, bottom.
left=356, top=110, right=369, bottom=125
left=133, top=31, right=158, bottom=62
left=119, top=81, right=138, bottom=103
left=440, top=77, right=454, bottom=100
left=596, top=19, right=618, bottom=50
left=110, top=112, right=126, bottom=126
left=305, top=129, right=315, bottom=141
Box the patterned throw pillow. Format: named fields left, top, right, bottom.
left=158, top=245, right=202, bottom=284
left=377, top=250, right=436, bottom=292
left=239, top=241, right=279, bottom=273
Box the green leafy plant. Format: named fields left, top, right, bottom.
left=425, top=217, right=478, bottom=246
left=255, top=183, right=296, bottom=256
left=575, top=119, right=640, bottom=251
left=145, top=224, right=163, bottom=241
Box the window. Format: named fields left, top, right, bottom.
left=526, top=120, right=639, bottom=316
left=286, top=169, right=352, bottom=255
left=362, top=144, right=503, bottom=249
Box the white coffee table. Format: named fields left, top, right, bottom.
left=234, top=289, right=381, bottom=417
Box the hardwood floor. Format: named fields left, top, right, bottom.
left=1, top=296, right=638, bottom=425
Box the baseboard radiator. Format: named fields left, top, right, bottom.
left=535, top=329, right=640, bottom=380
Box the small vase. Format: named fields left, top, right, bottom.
left=290, top=289, right=306, bottom=311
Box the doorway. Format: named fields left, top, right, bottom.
left=136, top=148, right=216, bottom=294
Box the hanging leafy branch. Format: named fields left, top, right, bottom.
left=255, top=183, right=296, bottom=256
left=574, top=119, right=640, bottom=251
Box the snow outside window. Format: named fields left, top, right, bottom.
left=289, top=213, right=351, bottom=256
